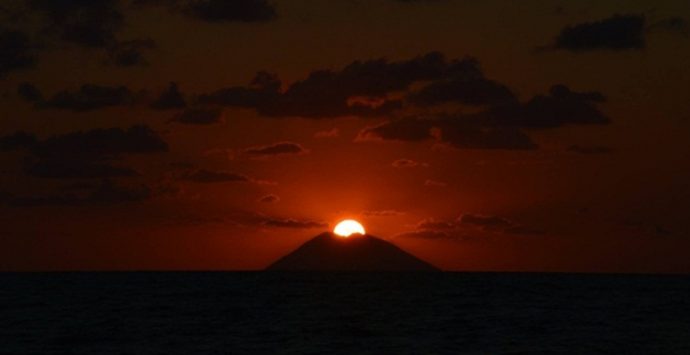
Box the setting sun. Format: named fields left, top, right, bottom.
left=333, top=219, right=366, bottom=237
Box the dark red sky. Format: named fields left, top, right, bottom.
left=1, top=0, right=690, bottom=272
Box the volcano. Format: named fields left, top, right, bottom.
left=266, top=232, right=439, bottom=271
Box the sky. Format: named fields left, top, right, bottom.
left=1, top=0, right=689, bottom=272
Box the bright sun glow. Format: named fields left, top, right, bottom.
left=333, top=219, right=365, bottom=237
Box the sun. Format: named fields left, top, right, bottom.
left=333, top=219, right=366, bottom=237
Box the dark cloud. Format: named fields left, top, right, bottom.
left=134, top=0, right=276, bottom=23
left=262, top=218, right=327, bottom=229
left=21, top=125, right=168, bottom=179
left=32, top=125, right=168, bottom=160
left=648, top=17, right=690, bottom=37
left=358, top=117, right=436, bottom=142
left=360, top=115, right=537, bottom=150
left=151, top=82, right=186, bottom=110
left=181, top=169, right=250, bottom=183
left=200, top=52, right=457, bottom=118
left=170, top=108, right=223, bottom=125
left=28, top=0, right=125, bottom=48
left=567, top=145, right=613, bottom=155
left=0, top=131, right=36, bottom=151
left=23, top=84, right=134, bottom=111
left=198, top=71, right=280, bottom=108
left=417, top=218, right=456, bottom=230
left=258, top=194, right=279, bottom=203
left=244, top=142, right=307, bottom=156
left=486, top=85, right=608, bottom=129
left=396, top=230, right=457, bottom=240
left=459, top=214, right=513, bottom=229
left=6, top=180, right=152, bottom=207
left=360, top=84, right=605, bottom=150
left=105, top=39, right=156, bottom=67
left=549, top=14, right=646, bottom=51
left=17, top=82, right=43, bottom=101
left=0, top=29, right=36, bottom=78
left=25, top=160, right=139, bottom=179
left=407, top=57, right=516, bottom=107
left=399, top=214, right=543, bottom=240
left=183, top=0, right=276, bottom=22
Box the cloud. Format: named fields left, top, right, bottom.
left=258, top=194, right=279, bottom=203
left=360, top=115, right=537, bottom=150
left=22, top=84, right=134, bottom=111
left=314, top=128, right=339, bottom=138
left=105, top=38, right=156, bottom=67
left=170, top=108, right=223, bottom=125
left=21, top=125, right=168, bottom=179
left=6, top=180, right=152, bottom=207
left=200, top=52, right=458, bottom=118
left=0, top=131, right=36, bottom=151
left=648, top=17, right=690, bottom=37
left=396, top=230, right=458, bottom=240
left=485, top=85, right=608, bottom=129
left=548, top=14, right=646, bottom=51
left=151, top=82, right=186, bottom=110
left=25, top=160, right=139, bottom=179
left=17, top=82, right=43, bottom=101
left=359, top=84, right=605, bottom=150
left=416, top=218, right=456, bottom=229
left=407, top=57, right=516, bottom=107
left=180, top=169, right=250, bottom=183
left=262, top=218, right=327, bottom=229
left=244, top=142, right=308, bottom=156
left=459, top=213, right=513, bottom=229
left=392, top=159, right=426, bottom=168
left=358, top=117, right=436, bottom=142
left=134, top=0, right=276, bottom=23
left=28, top=0, right=125, bottom=48
left=0, top=29, right=36, bottom=78
left=32, top=125, right=168, bottom=160
left=567, top=145, right=613, bottom=155
left=424, top=179, right=447, bottom=187
left=398, top=214, right=544, bottom=240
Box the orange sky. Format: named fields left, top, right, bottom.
left=1, top=0, right=690, bottom=272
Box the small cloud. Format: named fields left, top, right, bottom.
left=314, top=128, right=339, bottom=138
left=396, top=230, right=458, bottom=240
left=105, top=39, right=156, bottom=67
left=25, top=84, right=134, bottom=112
left=648, top=17, right=689, bottom=37
left=417, top=218, right=456, bottom=230
left=567, top=145, right=613, bottom=155
left=170, top=108, right=223, bottom=125
left=151, top=82, right=186, bottom=110
left=392, top=158, right=427, bottom=168
left=262, top=218, right=327, bottom=229
left=0, top=29, right=36, bottom=78
left=181, top=169, right=250, bottom=183
left=459, top=213, right=513, bottom=229
left=244, top=142, right=308, bottom=157
left=545, top=14, right=646, bottom=51
left=424, top=179, right=447, bottom=187
left=258, top=194, right=280, bottom=203
left=362, top=210, right=405, bottom=217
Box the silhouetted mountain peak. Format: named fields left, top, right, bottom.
left=267, top=232, right=439, bottom=271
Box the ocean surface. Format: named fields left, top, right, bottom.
left=2, top=272, right=689, bottom=354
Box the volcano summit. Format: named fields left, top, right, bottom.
left=267, top=232, right=439, bottom=271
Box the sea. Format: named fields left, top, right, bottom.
left=2, top=272, right=689, bottom=354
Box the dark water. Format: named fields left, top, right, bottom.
left=2, top=272, right=690, bottom=354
